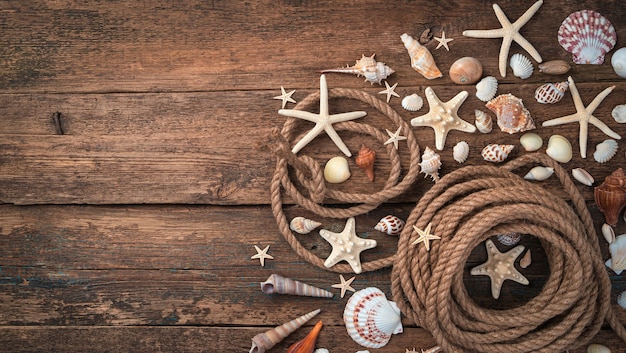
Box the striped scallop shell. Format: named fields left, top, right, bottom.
left=374, top=215, right=405, bottom=235
left=535, top=81, right=569, bottom=104
left=419, top=146, right=442, bottom=182
left=558, top=10, right=616, bottom=64
left=593, top=139, right=619, bottom=163
left=260, top=274, right=333, bottom=298
left=475, top=76, right=498, bottom=102
left=343, top=287, right=403, bottom=349
left=453, top=141, right=470, bottom=163
left=510, top=53, right=533, bottom=79
left=475, top=109, right=493, bottom=133
left=481, top=144, right=514, bottom=163
left=401, top=93, right=424, bottom=111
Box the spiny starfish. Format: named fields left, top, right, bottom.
left=273, top=86, right=296, bottom=109
left=250, top=245, right=274, bottom=267
left=410, top=87, right=475, bottom=150
left=471, top=239, right=529, bottom=299
left=278, top=74, right=366, bottom=157
left=434, top=31, right=453, bottom=51
left=384, top=126, right=407, bottom=150
left=331, top=274, right=356, bottom=298
left=463, top=0, right=543, bottom=77
left=411, top=222, right=441, bottom=251
left=378, top=81, right=400, bottom=103
left=542, top=76, right=621, bottom=158
left=319, top=217, right=377, bottom=274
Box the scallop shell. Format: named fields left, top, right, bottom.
left=587, top=343, right=611, bottom=353
left=606, top=234, right=626, bottom=275
left=250, top=309, right=321, bottom=353
left=611, top=47, right=626, bottom=78
left=496, top=232, right=522, bottom=246
left=538, top=60, right=571, bottom=75
left=475, top=76, right=498, bottom=102
left=401, top=33, right=443, bottom=79
left=618, top=290, right=626, bottom=309
left=481, top=144, right=514, bottom=163
left=558, top=10, right=616, bottom=65
left=449, top=57, right=483, bottom=85
left=486, top=94, right=535, bottom=134
left=260, top=274, right=333, bottom=298
left=546, top=135, right=573, bottom=163
left=572, top=167, right=594, bottom=186
left=401, top=93, right=424, bottom=111
left=509, top=53, right=533, bottom=79
left=602, top=223, right=616, bottom=244
left=453, top=141, right=470, bottom=163
left=535, top=81, right=569, bottom=104
left=524, top=166, right=554, bottom=181
left=474, top=110, right=493, bottom=134
left=290, top=217, right=322, bottom=234
left=520, top=250, right=532, bottom=269
left=520, top=133, right=543, bottom=152
left=343, top=287, right=403, bottom=349
left=320, top=54, right=394, bottom=85
left=356, top=144, right=376, bottom=182
left=419, top=146, right=442, bottom=182
left=324, top=156, right=350, bottom=183
left=593, top=139, right=618, bottom=164
left=374, top=215, right=405, bottom=236
left=611, top=104, right=626, bottom=123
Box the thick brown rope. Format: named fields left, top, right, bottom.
left=391, top=152, right=626, bottom=352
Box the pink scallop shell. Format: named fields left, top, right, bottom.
left=558, top=10, right=616, bottom=65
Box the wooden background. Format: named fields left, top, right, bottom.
left=1, top=0, right=625, bottom=352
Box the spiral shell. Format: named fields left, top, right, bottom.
left=320, top=54, right=394, bottom=85
left=401, top=93, right=424, bottom=111
left=474, top=109, right=493, bottom=133
left=612, top=104, right=626, bottom=123
left=449, top=57, right=483, bottom=85
left=481, top=144, right=514, bottom=163
left=572, top=167, right=594, bottom=186
left=486, top=94, right=535, bottom=134
left=419, top=146, right=442, bottom=182
left=593, top=139, right=618, bottom=164
left=355, top=144, right=376, bottom=182
left=260, top=274, right=333, bottom=298
left=538, top=60, right=571, bottom=75
left=558, top=10, right=616, bottom=65
left=524, top=166, right=554, bottom=181
left=290, top=217, right=322, bottom=234
left=535, top=81, right=569, bottom=104
left=453, top=141, right=470, bottom=163
left=250, top=309, right=320, bottom=353
left=374, top=215, right=405, bottom=235
left=606, top=234, right=626, bottom=275
left=496, top=232, right=522, bottom=246
left=611, top=47, right=626, bottom=78
left=401, top=33, right=443, bottom=79
left=594, top=168, right=626, bottom=227
left=520, top=133, right=543, bottom=152
left=546, top=135, right=573, bottom=163
left=509, top=53, right=534, bottom=79
left=475, top=76, right=498, bottom=102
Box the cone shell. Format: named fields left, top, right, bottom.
left=453, top=141, right=470, bottom=163
left=481, top=144, right=514, bottom=163
left=535, top=81, right=569, bottom=104
left=324, top=156, right=350, bottom=183
left=401, top=93, right=424, bottom=111
left=486, top=94, right=535, bottom=134
left=419, top=146, right=442, bottom=182
left=606, top=234, right=626, bottom=275
left=320, top=54, right=394, bottom=85
left=520, top=133, right=543, bottom=152
left=260, top=274, right=333, bottom=298
left=290, top=217, right=322, bottom=234
left=594, top=168, right=626, bottom=227
left=546, top=135, right=573, bottom=163
left=374, top=215, right=405, bottom=236
left=343, top=287, right=403, bottom=349
left=355, top=145, right=376, bottom=182
left=558, top=10, right=616, bottom=65
left=524, top=166, right=554, bottom=181
left=509, top=53, right=534, bottom=79
left=449, top=57, right=483, bottom=85
left=538, top=60, right=571, bottom=75
left=496, top=232, right=522, bottom=246
left=250, top=309, right=321, bottom=353
left=612, top=104, right=626, bottom=123
left=401, top=33, right=443, bottom=79
left=475, top=76, right=498, bottom=102
left=474, top=109, right=493, bottom=133
left=593, top=139, right=618, bottom=164
left=572, top=167, right=594, bottom=186
left=286, top=321, right=323, bottom=353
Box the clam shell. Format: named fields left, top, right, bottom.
left=324, top=156, right=350, bottom=183
left=611, top=47, right=626, bottom=78
left=546, top=135, right=572, bottom=163
left=593, top=139, right=618, bottom=164
left=587, top=343, right=611, bottom=353
left=618, top=290, right=626, bottom=309
left=611, top=104, right=626, bottom=123
left=374, top=215, right=405, bottom=236
left=496, top=232, right=522, bottom=246
left=401, top=33, right=443, bottom=79
left=535, top=81, right=569, bottom=104
left=509, top=53, right=533, bottom=79
left=538, top=60, right=571, bottom=75
left=356, top=144, right=376, bottom=182
left=520, top=133, right=543, bottom=152
left=290, top=217, right=322, bottom=234
left=475, top=76, right=498, bottom=102
left=260, top=274, right=333, bottom=298
left=572, top=167, right=594, bottom=186
left=486, top=94, right=535, bottom=134
left=250, top=309, right=321, bottom=353
left=474, top=109, right=493, bottom=134
left=524, top=166, right=554, bottom=181
left=606, top=234, right=626, bottom=275
left=343, top=287, right=403, bottom=349
left=449, top=57, right=483, bottom=85
left=419, top=146, right=441, bottom=182
left=602, top=223, right=616, bottom=244
left=558, top=10, right=616, bottom=65
left=481, top=144, right=514, bottom=163
left=453, top=141, right=470, bottom=163
left=401, top=93, right=424, bottom=111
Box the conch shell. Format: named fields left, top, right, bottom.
left=320, top=54, right=394, bottom=85
left=355, top=144, right=376, bottom=182
left=286, top=321, right=323, bottom=353
left=250, top=309, right=320, bottom=353
left=260, top=274, right=333, bottom=298
left=290, top=217, right=322, bottom=234
left=486, top=94, right=535, bottom=134
left=419, top=146, right=441, bottom=182
left=594, top=168, right=626, bottom=227
left=400, top=33, right=442, bottom=79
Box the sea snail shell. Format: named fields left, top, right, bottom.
left=449, top=57, right=483, bottom=85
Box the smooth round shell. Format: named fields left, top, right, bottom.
left=587, top=343, right=611, bottom=353
left=324, top=156, right=350, bottom=183
left=602, top=223, right=616, bottom=244
left=453, top=141, right=469, bottom=163
left=593, top=139, right=618, bottom=163
left=449, top=57, right=483, bottom=85
left=611, top=47, right=626, bottom=78
left=524, top=166, right=554, bottom=181
left=611, top=104, right=626, bottom=123
left=401, top=93, right=424, bottom=111
left=290, top=217, right=322, bottom=234
left=510, top=53, right=533, bottom=79
left=538, top=60, right=571, bottom=75
left=475, top=76, right=498, bottom=102
left=572, top=167, right=594, bottom=186
left=520, top=133, right=543, bottom=152
left=546, top=135, right=572, bottom=163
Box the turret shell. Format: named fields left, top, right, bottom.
left=260, top=274, right=333, bottom=298
left=453, top=141, right=470, bottom=163
left=290, top=217, right=322, bottom=234
left=250, top=309, right=321, bottom=353
left=401, top=33, right=443, bottom=79
left=474, top=110, right=493, bottom=133
left=593, top=139, right=619, bottom=163
left=475, top=76, right=498, bottom=102
left=510, top=53, right=533, bottom=79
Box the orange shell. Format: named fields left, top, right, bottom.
left=401, top=33, right=443, bottom=79
left=594, top=168, right=626, bottom=226
left=449, top=57, right=483, bottom=85
left=355, top=144, right=376, bottom=182
left=286, top=321, right=323, bottom=353
left=486, top=94, right=535, bottom=134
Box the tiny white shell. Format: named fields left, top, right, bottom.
left=572, top=168, right=594, bottom=186
left=524, top=166, right=554, bottom=181
left=612, top=104, right=626, bottom=123
left=474, top=110, right=493, bottom=133
left=602, top=223, right=616, bottom=244
left=510, top=53, right=533, bottom=79
left=587, top=343, right=611, bottom=353
left=612, top=47, right=626, bottom=78
left=401, top=93, right=424, bottom=111
left=519, top=133, right=543, bottom=152
left=618, top=290, right=626, bottom=309
left=453, top=141, right=470, bottom=163
left=324, top=156, right=351, bottom=183
left=546, top=135, right=572, bottom=163
left=593, top=139, right=618, bottom=163
left=475, top=76, right=498, bottom=102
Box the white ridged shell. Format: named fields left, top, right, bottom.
left=593, top=139, right=618, bottom=163
left=618, top=290, right=626, bottom=309
left=324, top=156, right=350, bottom=183
left=524, top=166, right=554, bottom=181
left=535, top=81, right=569, bottom=104
left=475, top=76, right=498, bottom=102
left=510, top=53, right=533, bottom=79
left=290, top=217, right=322, bottom=234
left=587, top=343, right=612, bottom=353
left=602, top=223, right=616, bottom=244
left=572, top=167, right=594, bottom=186
left=481, top=144, right=514, bottom=163
left=611, top=47, right=626, bottom=78
left=374, top=215, right=405, bottom=235
left=401, top=93, right=423, bottom=111
left=419, top=146, right=441, bottom=182
left=453, top=141, right=470, bottom=163
left=519, top=133, right=543, bottom=151
left=343, top=287, right=402, bottom=349
left=475, top=110, right=493, bottom=133
left=612, top=104, right=626, bottom=123
left=546, top=135, right=572, bottom=163
left=606, top=234, right=626, bottom=275
left=559, top=10, right=616, bottom=65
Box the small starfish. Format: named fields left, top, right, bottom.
left=411, top=222, right=441, bottom=251
left=250, top=245, right=274, bottom=267
left=410, top=87, right=476, bottom=150
left=278, top=75, right=367, bottom=157
left=331, top=274, right=356, bottom=298
left=378, top=81, right=400, bottom=103
left=471, top=239, right=529, bottom=299
left=384, top=126, right=407, bottom=150
left=434, top=31, right=453, bottom=51
left=463, top=0, right=543, bottom=77
left=273, top=86, right=296, bottom=109
left=542, top=76, right=621, bottom=158
left=319, top=217, right=377, bottom=274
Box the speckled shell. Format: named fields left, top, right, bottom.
left=260, top=274, right=333, bottom=298
left=509, top=53, right=533, bottom=79
left=612, top=104, right=626, bottom=123
left=496, top=232, right=522, bottom=246
left=481, top=144, right=514, bottom=163
left=558, top=10, right=616, bottom=65
left=546, top=135, right=573, bottom=163
left=374, top=215, right=405, bottom=235
left=449, top=57, right=483, bottom=85
left=520, top=133, right=543, bottom=152
left=486, top=94, right=535, bottom=134
left=290, top=217, right=322, bottom=234
left=474, top=109, right=493, bottom=134
left=475, top=76, right=498, bottom=102
left=611, top=47, right=626, bottom=78
left=524, top=166, right=554, bottom=181
left=401, top=93, right=424, bottom=111
left=324, top=156, right=351, bottom=183
left=250, top=309, right=320, bottom=353
left=321, top=54, right=394, bottom=85
left=419, top=146, right=442, bottom=182
left=453, top=141, right=470, bottom=163
left=356, top=144, right=376, bottom=182
left=535, top=81, right=569, bottom=104
left=572, top=167, right=594, bottom=186
left=401, top=33, right=443, bottom=79
left=593, top=139, right=618, bottom=163
left=538, top=60, right=571, bottom=75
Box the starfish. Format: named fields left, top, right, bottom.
left=378, top=81, right=400, bottom=103
left=542, top=76, right=621, bottom=158
left=273, top=86, right=296, bottom=109
left=384, top=126, right=407, bottom=150
left=410, top=87, right=475, bottom=150
left=411, top=222, right=441, bottom=251
left=278, top=74, right=367, bottom=157
left=250, top=245, right=274, bottom=267
left=462, top=0, right=543, bottom=77
left=470, top=239, right=529, bottom=299
left=434, top=31, right=453, bottom=51
left=331, top=274, right=356, bottom=298
left=319, top=217, right=377, bottom=274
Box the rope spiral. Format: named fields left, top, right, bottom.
left=391, top=153, right=626, bottom=352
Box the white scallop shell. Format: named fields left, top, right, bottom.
left=546, top=135, right=572, bottom=163
left=481, top=144, right=514, bottom=163
left=606, top=234, right=626, bottom=275
left=509, top=53, right=533, bottom=79
left=475, top=76, right=498, bottom=102
left=587, top=343, right=612, bottom=353
left=534, top=81, right=568, bottom=104
left=290, top=217, right=322, bottom=234
left=453, top=141, right=469, bottom=163
left=474, top=110, right=493, bottom=133
left=602, top=223, right=616, bottom=244
left=419, top=146, right=441, bottom=182
left=612, top=104, right=626, bottom=123
left=593, top=139, right=618, bottom=163
left=374, top=215, right=405, bottom=235
left=343, top=287, right=403, bottom=349
left=618, top=290, right=626, bottom=309
left=519, top=133, right=543, bottom=152
left=611, top=47, right=626, bottom=78
left=401, top=93, right=424, bottom=111
left=558, top=10, right=616, bottom=65
left=572, top=167, right=594, bottom=186
left=524, top=166, right=554, bottom=181
left=324, top=156, right=350, bottom=183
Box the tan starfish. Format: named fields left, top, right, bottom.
left=250, top=245, right=274, bottom=267
left=410, top=87, right=475, bottom=150
left=542, top=76, right=621, bottom=158
left=378, top=81, right=400, bottom=103
left=470, top=239, right=529, bottom=299
left=462, top=0, right=543, bottom=77
left=319, top=217, right=377, bottom=274
left=434, top=31, right=453, bottom=51
left=331, top=274, right=356, bottom=298
left=384, top=126, right=407, bottom=150
left=273, top=86, right=296, bottom=109
left=411, top=222, right=441, bottom=251
left=278, top=75, right=366, bottom=157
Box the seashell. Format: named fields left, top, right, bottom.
left=587, top=343, right=611, bottom=353
left=474, top=110, right=493, bottom=134
left=618, top=291, right=626, bottom=309
left=400, top=33, right=443, bottom=80
left=593, top=139, right=619, bottom=164
left=546, top=135, right=573, bottom=163
left=481, top=144, right=514, bottom=163
left=602, top=223, right=616, bottom=244
left=486, top=94, right=535, bottom=134
left=611, top=104, right=626, bottom=123
left=343, top=287, right=403, bottom=349
left=524, top=166, right=554, bottom=181
left=611, top=47, right=626, bottom=78
left=520, top=250, right=532, bottom=269
left=401, top=93, right=424, bottom=111
left=496, top=232, right=522, bottom=246
left=260, top=274, right=333, bottom=298
left=320, top=54, right=394, bottom=85
left=374, top=215, right=405, bottom=236
left=453, top=141, right=470, bottom=163
left=313, top=349, right=329, bottom=353
left=449, top=57, right=483, bottom=85
left=520, top=133, right=543, bottom=152
left=355, top=144, right=376, bottom=182
left=419, top=146, right=442, bottom=182
left=250, top=309, right=321, bottom=353
left=286, top=321, right=323, bottom=353
left=509, top=53, right=534, bottom=79
left=538, top=60, right=571, bottom=75
left=607, top=234, right=626, bottom=275
left=558, top=10, right=616, bottom=65
left=572, top=168, right=594, bottom=186
left=290, top=217, right=322, bottom=234
left=475, top=76, right=498, bottom=102
left=535, top=81, right=569, bottom=104
left=324, top=156, right=350, bottom=184
left=594, top=168, right=626, bottom=227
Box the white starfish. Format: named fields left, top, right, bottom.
left=542, top=76, right=621, bottom=158
left=278, top=75, right=367, bottom=157
left=378, top=81, right=400, bottom=103
left=384, top=126, right=408, bottom=150
left=462, top=0, right=543, bottom=77
left=410, top=87, right=475, bottom=150
left=411, top=222, right=441, bottom=251
left=471, top=239, right=528, bottom=299
left=319, top=217, right=377, bottom=274
left=273, top=86, right=296, bottom=109
left=331, top=274, right=356, bottom=298
left=250, top=245, right=274, bottom=267
left=434, top=31, right=453, bottom=51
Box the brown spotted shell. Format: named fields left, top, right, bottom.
left=535, top=81, right=569, bottom=104
left=486, top=94, right=535, bottom=134
left=481, top=144, right=514, bottom=163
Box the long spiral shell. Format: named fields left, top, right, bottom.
left=250, top=309, right=321, bottom=353
left=260, top=274, right=333, bottom=298
left=290, top=217, right=322, bottom=234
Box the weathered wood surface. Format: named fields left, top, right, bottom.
left=1, top=0, right=626, bottom=352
